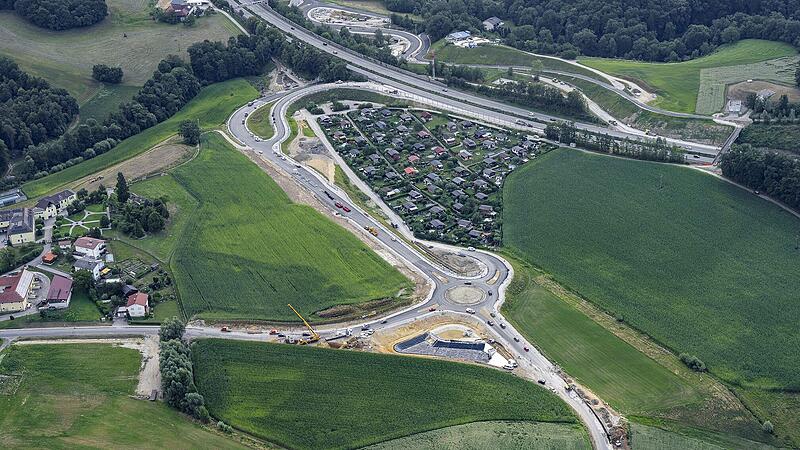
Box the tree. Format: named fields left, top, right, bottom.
left=179, top=120, right=200, bottom=145
left=183, top=14, right=195, bottom=27
left=73, top=270, right=93, bottom=292
left=762, top=421, right=774, bottom=434
left=116, top=172, right=129, bottom=203
left=147, top=210, right=165, bottom=232
left=159, top=317, right=186, bottom=341
left=100, top=215, right=110, bottom=228
left=796, top=65, right=800, bottom=87
left=92, top=64, right=123, bottom=83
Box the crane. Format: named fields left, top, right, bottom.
left=288, top=303, right=320, bottom=345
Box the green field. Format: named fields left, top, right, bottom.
left=192, top=339, right=578, bottom=449
left=629, top=423, right=777, bottom=450
left=78, top=84, right=140, bottom=123
left=0, top=0, right=237, bottom=105
left=247, top=102, right=275, bottom=139
left=0, top=289, right=101, bottom=329
left=22, top=78, right=258, bottom=200
left=161, top=133, right=409, bottom=321
left=580, top=40, right=798, bottom=113
left=503, top=148, right=800, bottom=391
left=366, top=421, right=590, bottom=450
left=0, top=343, right=247, bottom=449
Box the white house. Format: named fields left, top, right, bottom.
left=74, top=257, right=105, bottom=280
left=126, top=292, right=149, bottom=317
left=73, top=237, right=106, bottom=259
left=33, top=189, right=76, bottom=220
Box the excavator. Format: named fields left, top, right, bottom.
left=288, top=303, right=320, bottom=345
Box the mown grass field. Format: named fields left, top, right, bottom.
left=166, top=134, right=410, bottom=321
left=22, top=78, right=258, bottom=199
left=192, top=339, right=578, bottom=449
left=580, top=40, right=798, bottom=113
left=246, top=102, right=275, bottom=139
left=0, top=0, right=237, bottom=105
left=502, top=148, right=800, bottom=392
left=0, top=343, right=247, bottom=449
left=0, top=289, right=101, bottom=329
left=629, top=423, right=777, bottom=450
left=366, top=421, right=590, bottom=450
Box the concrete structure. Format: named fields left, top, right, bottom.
left=33, top=189, right=76, bottom=220
left=73, top=237, right=106, bottom=259
left=74, top=257, right=105, bottom=280
left=126, top=292, right=149, bottom=317
left=0, top=269, right=35, bottom=313
left=0, top=208, right=35, bottom=245
left=42, top=275, right=72, bottom=309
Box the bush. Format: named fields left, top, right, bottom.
left=679, top=353, right=707, bottom=372
left=762, top=420, right=774, bottom=434
left=92, top=64, right=123, bottom=84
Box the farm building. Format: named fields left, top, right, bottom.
left=126, top=292, right=150, bottom=318
left=33, top=189, right=76, bottom=220
left=74, top=237, right=107, bottom=259
left=0, top=269, right=35, bottom=313
left=42, top=275, right=73, bottom=310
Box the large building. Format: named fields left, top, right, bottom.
left=0, top=269, right=35, bottom=313
left=42, top=275, right=73, bottom=309
left=73, top=237, right=106, bottom=259
left=0, top=208, right=35, bottom=245
left=33, top=189, right=76, bottom=220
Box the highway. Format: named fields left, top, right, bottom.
left=232, top=0, right=721, bottom=159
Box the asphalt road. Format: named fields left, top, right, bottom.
left=226, top=82, right=615, bottom=449
left=233, top=0, right=720, bottom=159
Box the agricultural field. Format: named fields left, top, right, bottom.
left=164, top=134, right=410, bottom=321
left=0, top=0, right=238, bottom=105
left=366, top=421, right=590, bottom=450
left=502, top=149, right=800, bottom=442
left=21, top=78, right=258, bottom=200
left=628, top=423, right=777, bottom=450
left=192, top=339, right=578, bottom=450
left=580, top=40, right=798, bottom=113
left=561, top=76, right=733, bottom=144
left=501, top=262, right=769, bottom=441
left=0, top=343, right=247, bottom=449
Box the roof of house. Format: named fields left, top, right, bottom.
left=42, top=252, right=56, bottom=263
left=74, top=257, right=102, bottom=270
left=47, top=275, right=73, bottom=302
left=0, top=269, right=33, bottom=304
left=126, top=292, right=149, bottom=308
left=35, top=189, right=75, bottom=209
left=74, top=237, right=106, bottom=250
left=7, top=208, right=34, bottom=235
left=484, top=16, right=503, bottom=26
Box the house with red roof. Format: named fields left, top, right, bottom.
left=42, top=275, right=73, bottom=310
left=0, top=269, right=35, bottom=313
left=74, top=237, right=106, bottom=259
left=126, top=292, right=149, bottom=318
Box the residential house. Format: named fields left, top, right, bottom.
left=74, top=257, right=105, bottom=280
left=426, top=172, right=441, bottom=184
left=453, top=202, right=464, bottom=212
left=483, top=168, right=497, bottom=179
left=468, top=229, right=482, bottom=239
left=452, top=176, right=465, bottom=185
left=479, top=204, right=495, bottom=215
left=387, top=148, right=401, bottom=160
left=404, top=167, right=418, bottom=175
left=42, top=252, right=57, bottom=265
left=403, top=202, right=418, bottom=212
left=126, top=292, right=150, bottom=318
left=446, top=31, right=471, bottom=42
left=391, top=138, right=404, bottom=147
left=463, top=138, right=477, bottom=148
left=397, top=125, right=409, bottom=134
left=375, top=120, right=387, bottom=130
left=452, top=190, right=465, bottom=199
left=408, top=154, right=420, bottom=164
left=429, top=219, right=446, bottom=229
left=417, top=130, right=430, bottom=139
left=430, top=205, right=445, bottom=216
left=446, top=122, right=458, bottom=132
left=482, top=16, right=504, bottom=31
left=33, top=189, right=76, bottom=220
left=432, top=146, right=446, bottom=156
left=400, top=113, right=413, bottom=122
left=473, top=179, right=489, bottom=190
left=429, top=160, right=443, bottom=170
left=380, top=109, right=393, bottom=117
left=412, top=142, right=426, bottom=152
left=42, top=275, right=73, bottom=310
left=476, top=192, right=489, bottom=201
left=459, top=150, right=473, bottom=160
left=409, top=190, right=423, bottom=201
left=74, top=237, right=106, bottom=259
left=442, top=132, right=456, bottom=144
left=0, top=208, right=35, bottom=245
left=461, top=120, right=474, bottom=128
left=420, top=111, right=432, bottom=121
left=457, top=219, right=473, bottom=229
left=0, top=269, right=35, bottom=313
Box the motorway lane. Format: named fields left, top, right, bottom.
left=227, top=82, right=614, bottom=449
left=233, top=0, right=719, bottom=159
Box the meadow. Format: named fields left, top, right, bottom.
left=366, top=421, right=590, bottom=450
left=502, top=149, right=800, bottom=393
left=0, top=343, right=247, bottom=449
left=247, top=102, right=275, bottom=139
left=629, top=423, right=777, bottom=450
left=580, top=40, right=798, bottom=113
left=0, top=0, right=237, bottom=105
left=166, top=134, right=410, bottom=321
left=192, top=339, right=578, bottom=449
left=22, top=78, right=258, bottom=199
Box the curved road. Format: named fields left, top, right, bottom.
left=225, top=82, right=615, bottom=449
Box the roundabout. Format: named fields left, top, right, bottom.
left=445, top=285, right=485, bottom=305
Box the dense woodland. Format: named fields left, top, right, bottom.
left=388, top=0, right=800, bottom=61
left=0, top=57, right=79, bottom=173
left=0, top=0, right=107, bottom=30
left=721, top=144, right=800, bottom=211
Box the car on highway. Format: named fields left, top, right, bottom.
left=220, top=326, right=230, bottom=332
left=465, top=308, right=475, bottom=314
left=488, top=291, right=493, bottom=296
left=342, top=205, right=351, bottom=212
left=428, top=307, right=437, bottom=312
left=537, top=378, right=545, bottom=384
left=333, top=50, right=338, bottom=54
left=335, top=202, right=343, bottom=208
left=323, top=42, right=328, bottom=46
left=467, top=246, right=475, bottom=251
left=487, top=320, right=494, bottom=326
left=490, top=312, right=496, bottom=317
left=524, top=347, right=531, bottom=352
left=513, top=336, right=520, bottom=342
left=499, top=322, right=506, bottom=329
left=381, top=319, right=388, bottom=324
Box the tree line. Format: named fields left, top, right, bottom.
left=1, top=0, right=107, bottom=30
left=0, top=56, right=79, bottom=174
left=111, top=173, right=170, bottom=237
left=383, top=0, right=800, bottom=61
left=720, top=144, right=800, bottom=211
left=159, top=318, right=210, bottom=422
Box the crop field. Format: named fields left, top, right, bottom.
left=503, top=148, right=800, bottom=392
left=0, top=343, right=246, bottom=449
left=628, top=423, right=777, bottom=450
left=166, top=134, right=410, bottom=321
left=22, top=78, right=258, bottom=200
left=192, top=339, right=577, bottom=449
left=0, top=0, right=238, bottom=104
left=580, top=40, right=798, bottom=113
left=367, top=421, right=589, bottom=450
left=736, top=388, right=800, bottom=447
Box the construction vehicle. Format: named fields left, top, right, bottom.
left=288, top=303, right=320, bottom=345
left=363, top=226, right=379, bottom=237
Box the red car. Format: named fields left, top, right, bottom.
left=334, top=202, right=343, bottom=208
left=342, top=205, right=351, bottom=213
left=428, top=307, right=437, bottom=312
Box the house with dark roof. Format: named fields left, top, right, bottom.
left=409, top=190, right=423, bottom=201
left=430, top=205, right=445, bottom=216
left=0, top=208, right=35, bottom=245
left=476, top=192, right=489, bottom=200
left=453, top=201, right=464, bottom=211
left=479, top=204, right=495, bottom=215
left=482, top=16, right=504, bottom=31
left=42, top=275, right=73, bottom=310
left=463, top=138, right=477, bottom=148
left=74, top=257, right=105, bottom=280
left=403, top=202, right=418, bottom=212
left=457, top=219, right=473, bottom=229
left=429, top=219, right=446, bottom=229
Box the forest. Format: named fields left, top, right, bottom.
left=720, top=144, right=800, bottom=211
left=1, top=0, right=107, bottom=30
left=0, top=56, right=79, bottom=173
left=387, top=0, right=800, bottom=61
